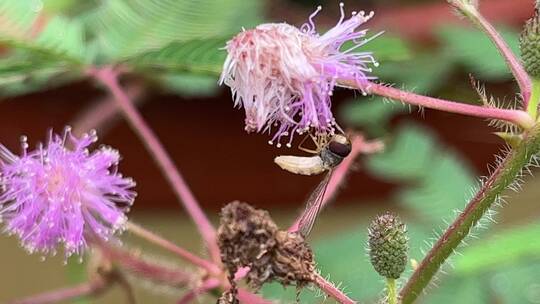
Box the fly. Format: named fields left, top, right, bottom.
left=274, top=134, right=352, bottom=237
left=274, top=134, right=352, bottom=176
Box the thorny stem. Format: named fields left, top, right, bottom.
left=98, top=241, right=193, bottom=287
left=98, top=241, right=271, bottom=304
left=530, top=79, right=540, bottom=119
left=448, top=0, right=532, bottom=104
left=399, top=122, right=540, bottom=303
left=288, top=135, right=383, bottom=232
left=356, top=82, right=536, bottom=130
left=126, top=221, right=220, bottom=275
left=386, top=278, right=397, bottom=304
left=237, top=289, right=275, bottom=304
left=7, top=279, right=108, bottom=304
left=177, top=278, right=221, bottom=304
left=90, top=66, right=221, bottom=264
left=313, top=272, right=357, bottom=304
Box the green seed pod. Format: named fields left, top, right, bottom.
left=520, top=10, right=540, bottom=78
left=368, top=212, right=408, bottom=279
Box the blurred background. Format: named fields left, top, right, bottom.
left=1, top=0, right=540, bottom=303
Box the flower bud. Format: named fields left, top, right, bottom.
left=368, top=212, right=408, bottom=279
left=520, top=10, right=540, bottom=78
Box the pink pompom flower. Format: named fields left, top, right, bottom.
left=220, top=3, right=380, bottom=147
left=0, top=127, right=136, bottom=258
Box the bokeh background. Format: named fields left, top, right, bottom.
left=1, top=0, right=540, bottom=303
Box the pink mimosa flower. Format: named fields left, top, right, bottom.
left=0, top=127, right=136, bottom=258
left=220, top=3, right=380, bottom=147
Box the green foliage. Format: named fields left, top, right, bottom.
left=87, top=0, right=262, bottom=60
left=454, top=221, right=540, bottom=275
left=368, top=124, right=476, bottom=222
left=0, top=1, right=39, bottom=38
left=129, top=38, right=228, bottom=76
left=65, top=257, right=90, bottom=304
left=437, top=25, right=521, bottom=80
left=0, top=0, right=262, bottom=97
left=341, top=98, right=406, bottom=136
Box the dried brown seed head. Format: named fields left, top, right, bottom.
left=218, top=201, right=278, bottom=275
left=272, top=230, right=315, bottom=287
left=217, top=202, right=316, bottom=293
left=217, top=289, right=239, bottom=304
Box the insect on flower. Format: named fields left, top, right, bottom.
left=220, top=3, right=380, bottom=147
left=275, top=133, right=351, bottom=237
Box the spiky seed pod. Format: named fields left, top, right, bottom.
left=520, top=10, right=540, bottom=78
left=368, top=212, right=408, bottom=279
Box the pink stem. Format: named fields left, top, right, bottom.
left=288, top=135, right=375, bottom=232
left=7, top=280, right=107, bottom=304
left=449, top=0, right=532, bottom=104
left=237, top=288, right=275, bottom=304
left=90, top=66, right=220, bottom=263
left=126, top=222, right=220, bottom=275
left=177, top=278, right=221, bottom=304
left=71, top=81, right=145, bottom=137
left=98, top=240, right=193, bottom=287
left=359, top=82, right=535, bottom=129
left=313, top=272, right=357, bottom=304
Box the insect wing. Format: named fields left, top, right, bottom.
left=298, top=171, right=332, bottom=237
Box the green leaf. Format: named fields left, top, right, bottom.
left=65, top=257, right=89, bottom=304
left=376, top=53, right=455, bottom=93
left=31, top=16, right=87, bottom=63
left=437, top=25, right=520, bottom=80
left=367, top=123, right=475, bottom=221
left=422, top=276, right=487, bottom=304
left=128, top=37, right=227, bottom=76
left=367, top=35, right=411, bottom=62
left=454, top=221, right=540, bottom=275
left=486, top=262, right=540, bottom=304
left=340, top=98, right=406, bottom=136
left=89, top=0, right=262, bottom=60
left=0, top=65, right=78, bottom=97
left=157, top=73, right=219, bottom=97
left=368, top=124, right=437, bottom=180
left=0, top=1, right=40, bottom=39
left=0, top=1, right=88, bottom=64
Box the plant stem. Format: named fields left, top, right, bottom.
left=448, top=0, right=532, bottom=103
left=356, top=82, right=535, bottom=130
left=237, top=288, right=275, bottom=304
left=90, top=66, right=220, bottom=264
left=399, top=122, right=540, bottom=304
left=313, top=272, right=357, bottom=304
left=71, top=81, right=145, bottom=137
left=529, top=78, right=540, bottom=119
left=7, top=280, right=107, bottom=304
left=98, top=241, right=193, bottom=287
left=387, top=278, right=397, bottom=304
left=126, top=221, right=220, bottom=275
left=177, top=278, right=221, bottom=304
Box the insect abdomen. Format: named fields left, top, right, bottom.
left=274, top=155, right=326, bottom=175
